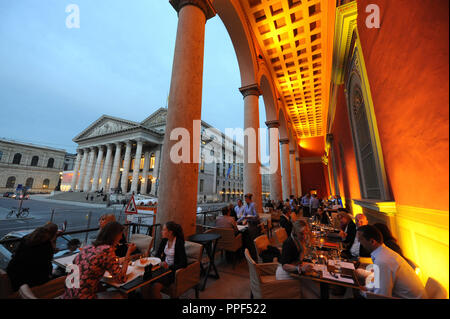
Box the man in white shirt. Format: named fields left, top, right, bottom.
left=349, top=214, right=369, bottom=258
left=356, top=225, right=426, bottom=299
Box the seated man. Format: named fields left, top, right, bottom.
left=216, top=206, right=239, bottom=235
left=337, top=211, right=357, bottom=253
left=356, top=225, right=426, bottom=299
left=279, top=207, right=293, bottom=236
left=347, top=214, right=371, bottom=259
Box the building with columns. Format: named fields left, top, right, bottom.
left=69, top=107, right=271, bottom=203
left=0, top=138, right=66, bottom=193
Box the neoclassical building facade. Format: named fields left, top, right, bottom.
left=69, top=107, right=270, bottom=203
left=0, top=138, right=66, bottom=193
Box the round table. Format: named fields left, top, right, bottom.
left=188, top=233, right=221, bottom=291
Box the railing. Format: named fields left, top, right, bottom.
left=0, top=222, right=162, bottom=255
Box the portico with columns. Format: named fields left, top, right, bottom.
left=71, top=114, right=165, bottom=196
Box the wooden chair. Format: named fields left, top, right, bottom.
left=161, top=241, right=203, bottom=299
left=0, top=269, right=18, bottom=299
left=425, top=277, right=448, bottom=299
left=204, top=227, right=242, bottom=267
left=130, top=233, right=154, bottom=256
left=253, top=235, right=272, bottom=263
left=18, top=276, right=67, bottom=299
left=244, top=249, right=301, bottom=299
left=274, top=228, right=288, bottom=247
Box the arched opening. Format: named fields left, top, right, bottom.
left=42, top=178, right=50, bottom=189
left=47, top=158, right=54, bottom=168
left=31, top=156, right=39, bottom=166
left=25, top=177, right=34, bottom=189
left=12, top=153, right=22, bottom=165
left=6, top=176, right=16, bottom=188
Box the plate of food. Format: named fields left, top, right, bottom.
left=134, top=257, right=161, bottom=267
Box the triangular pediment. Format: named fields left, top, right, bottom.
left=73, top=116, right=139, bottom=142
left=141, top=107, right=168, bottom=128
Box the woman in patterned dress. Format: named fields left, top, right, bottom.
left=62, top=221, right=136, bottom=299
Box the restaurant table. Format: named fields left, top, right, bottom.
left=101, top=263, right=172, bottom=294
left=188, top=233, right=221, bottom=291
left=291, top=259, right=362, bottom=299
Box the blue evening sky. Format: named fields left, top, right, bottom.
left=0, top=0, right=269, bottom=159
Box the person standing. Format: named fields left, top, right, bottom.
left=301, top=194, right=311, bottom=217
left=234, top=199, right=245, bottom=221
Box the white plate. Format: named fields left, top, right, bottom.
left=134, top=257, right=161, bottom=267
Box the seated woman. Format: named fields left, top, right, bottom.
left=315, top=207, right=330, bottom=225
left=62, top=222, right=136, bottom=299
left=216, top=206, right=239, bottom=235
left=7, top=223, right=59, bottom=291
left=145, top=221, right=187, bottom=299
left=98, top=214, right=140, bottom=257
left=276, top=220, right=313, bottom=280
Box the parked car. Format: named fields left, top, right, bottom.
left=2, top=192, right=15, bottom=198
left=0, top=230, right=74, bottom=255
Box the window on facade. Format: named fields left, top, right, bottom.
left=0, top=150, right=3, bottom=162
left=200, top=156, right=205, bottom=173
left=210, top=149, right=214, bottom=156
left=139, top=155, right=145, bottom=170
left=12, top=153, right=22, bottom=165
left=199, top=179, right=204, bottom=193
left=42, top=178, right=50, bottom=189
left=6, top=176, right=15, bottom=188
left=346, top=54, right=386, bottom=200
left=31, top=156, right=39, bottom=167
left=47, top=158, right=54, bottom=168
left=150, top=154, right=155, bottom=170
left=25, top=178, right=34, bottom=189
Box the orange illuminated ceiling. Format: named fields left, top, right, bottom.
left=241, top=0, right=336, bottom=138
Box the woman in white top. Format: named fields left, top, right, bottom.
left=145, top=221, right=187, bottom=299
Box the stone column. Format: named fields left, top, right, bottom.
left=76, top=149, right=88, bottom=191
left=83, top=147, right=96, bottom=192
left=130, top=140, right=143, bottom=194
left=120, top=141, right=133, bottom=193
left=140, top=150, right=150, bottom=194
left=99, top=144, right=113, bottom=192
left=280, top=139, right=291, bottom=200
left=295, top=147, right=302, bottom=197
left=109, top=142, right=122, bottom=192
left=157, top=0, right=215, bottom=238
left=265, top=120, right=283, bottom=202
left=239, top=84, right=263, bottom=214
left=70, top=151, right=82, bottom=191
left=289, top=150, right=298, bottom=198
left=91, top=146, right=104, bottom=192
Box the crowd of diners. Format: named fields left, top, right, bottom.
left=4, top=192, right=427, bottom=299
left=5, top=215, right=188, bottom=299
left=260, top=194, right=427, bottom=299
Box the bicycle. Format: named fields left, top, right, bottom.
left=6, top=207, right=30, bottom=219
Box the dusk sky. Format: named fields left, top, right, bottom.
left=0, top=0, right=269, bottom=158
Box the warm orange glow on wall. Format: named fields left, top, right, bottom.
left=242, top=0, right=336, bottom=138
left=298, top=136, right=326, bottom=158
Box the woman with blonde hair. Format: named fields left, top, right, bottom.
left=276, top=220, right=313, bottom=280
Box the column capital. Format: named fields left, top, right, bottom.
left=265, top=120, right=280, bottom=128
left=170, top=0, right=216, bottom=20
left=289, top=150, right=296, bottom=155
left=239, top=84, right=261, bottom=98
left=279, top=138, right=290, bottom=145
